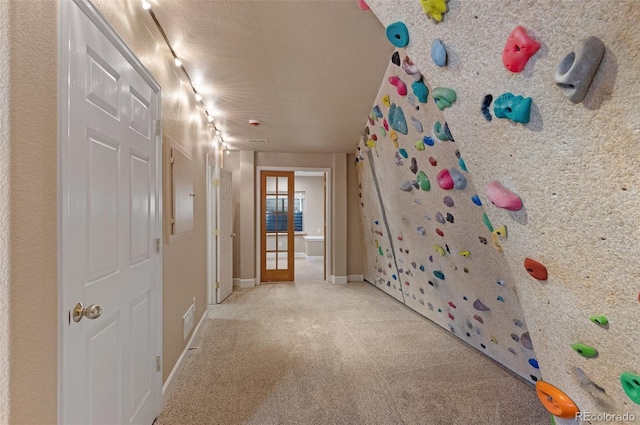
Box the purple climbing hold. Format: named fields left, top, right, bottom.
left=435, top=212, right=445, bottom=224
left=410, top=158, right=418, bottom=174
left=521, top=332, right=533, bottom=350
left=443, top=196, right=454, bottom=207
left=473, top=299, right=490, bottom=311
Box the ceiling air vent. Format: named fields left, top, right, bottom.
left=247, top=139, right=268, bottom=144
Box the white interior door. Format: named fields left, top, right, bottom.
left=60, top=1, right=161, bottom=424
left=217, top=168, right=233, bottom=303
left=207, top=162, right=217, bottom=306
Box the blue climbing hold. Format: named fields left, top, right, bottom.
left=412, top=80, right=429, bottom=103
left=419, top=264, right=425, bottom=271
left=458, top=158, right=467, bottom=172
left=372, top=105, right=383, bottom=118
left=494, top=92, right=532, bottom=124
left=497, top=296, right=505, bottom=302
left=423, top=136, right=435, bottom=146
left=431, top=39, right=447, bottom=67
left=433, top=270, right=445, bottom=280
left=392, top=274, right=397, bottom=280
left=398, top=148, right=408, bottom=158
left=386, top=22, right=410, bottom=48
left=374, top=220, right=379, bottom=225
left=471, top=194, right=482, bottom=206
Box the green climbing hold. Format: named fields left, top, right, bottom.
left=571, top=343, right=598, bottom=358
left=482, top=212, right=494, bottom=233
left=620, top=371, right=640, bottom=404
left=416, top=171, right=431, bottom=191
left=589, top=315, right=609, bottom=326
left=550, top=415, right=556, bottom=425
left=379, top=127, right=386, bottom=136
left=434, top=121, right=449, bottom=141
left=432, top=87, right=457, bottom=111
left=378, top=246, right=383, bottom=256
left=415, top=140, right=425, bottom=151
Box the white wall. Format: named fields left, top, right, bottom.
left=295, top=175, right=325, bottom=236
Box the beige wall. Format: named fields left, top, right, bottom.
left=295, top=176, right=325, bottom=236
left=369, top=0, right=640, bottom=416
left=346, top=154, right=364, bottom=276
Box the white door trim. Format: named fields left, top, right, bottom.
left=57, top=0, right=163, bottom=421
left=255, top=166, right=331, bottom=284
left=206, top=155, right=217, bottom=311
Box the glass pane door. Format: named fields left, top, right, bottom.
left=261, top=171, right=294, bottom=282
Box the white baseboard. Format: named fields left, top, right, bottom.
left=162, top=309, right=208, bottom=406
left=304, top=255, right=324, bottom=261
left=347, top=274, right=364, bottom=282
left=232, top=278, right=256, bottom=288
left=330, top=275, right=348, bottom=284
left=295, top=252, right=306, bottom=258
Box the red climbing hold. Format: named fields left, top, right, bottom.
left=436, top=169, right=454, bottom=190
left=429, top=157, right=437, bottom=166
left=524, top=258, right=548, bottom=280
left=448, top=313, right=455, bottom=320
left=436, top=228, right=444, bottom=237
left=502, top=26, right=541, bottom=73
left=448, top=301, right=457, bottom=308
left=357, top=0, right=370, bottom=10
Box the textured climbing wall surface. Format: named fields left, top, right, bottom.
left=362, top=0, right=640, bottom=420
left=356, top=57, right=541, bottom=383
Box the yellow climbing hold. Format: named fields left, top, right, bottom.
left=392, top=140, right=399, bottom=149
left=491, top=336, right=498, bottom=344
left=491, top=233, right=503, bottom=253
left=493, top=225, right=507, bottom=238
left=375, top=240, right=379, bottom=248
left=390, top=130, right=398, bottom=142
left=459, top=250, right=470, bottom=257
left=419, top=0, right=449, bottom=23
left=383, top=95, right=391, bottom=107
left=434, top=245, right=445, bottom=256
left=366, top=139, right=377, bottom=148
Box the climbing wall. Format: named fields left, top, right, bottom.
left=358, top=0, right=640, bottom=421
left=356, top=54, right=541, bottom=384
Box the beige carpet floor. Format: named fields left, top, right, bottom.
left=157, top=259, right=549, bottom=425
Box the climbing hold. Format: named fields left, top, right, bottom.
left=366, top=139, right=377, bottom=148
left=434, top=245, right=445, bottom=256
left=524, top=258, right=548, bottom=280
left=419, top=0, right=449, bottom=23
left=390, top=130, right=398, bottom=143
left=459, top=250, right=470, bottom=257
left=372, top=105, right=383, bottom=118
left=486, top=181, right=523, bottom=211
left=416, top=171, right=431, bottom=191
left=536, top=381, right=580, bottom=419
left=620, top=371, right=640, bottom=404
left=388, top=103, right=408, bottom=134
left=571, top=343, right=598, bottom=358
left=400, top=181, right=413, bottom=192
left=473, top=314, right=484, bottom=324
left=423, top=136, right=435, bottom=147
left=383, top=95, right=391, bottom=107
left=419, top=265, right=425, bottom=272
left=481, top=94, right=493, bottom=121
left=589, top=315, right=608, bottom=326
left=398, top=148, right=408, bottom=158
left=357, top=0, right=370, bottom=10
left=411, top=117, right=423, bottom=133
left=496, top=279, right=506, bottom=286
left=443, top=196, right=454, bottom=207
left=446, top=213, right=454, bottom=223
left=432, top=87, right=457, bottom=111
left=388, top=76, right=408, bottom=96
left=555, top=36, right=605, bottom=103
left=479, top=236, right=487, bottom=244
left=491, top=234, right=503, bottom=253
left=391, top=51, right=400, bottom=66
left=371, top=134, right=377, bottom=142
left=435, top=212, right=445, bottom=224
left=379, top=127, right=387, bottom=137
left=448, top=301, right=456, bottom=308
left=378, top=247, right=383, bottom=255
left=443, top=123, right=454, bottom=142
left=414, top=139, right=425, bottom=151
left=521, top=332, right=533, bottom=350
left=417, top=226, right=426, bottom=235
left=497, top=296, right=505, bottom=302
left=434, top=121, right=449, bottom=141
left=429, top=157, right=437, bottom=166
left=508, top=348, right=517, bottom=355
left=514, top=319, right=523, bottom=327
left=491, top=337, right=498, bottom=344
left=431, top=39, right=447, bottom=67
left=471, top=195, right=482, bottom=206
left=394, top=151, right=404, bottom=166
left=386, top=22, right=410, bottom=48
left=433, top=270, right=445, bottom=279
left=412, top=80, right=429, bottom=103
left=502, top=26, right=541, bottom=73
left=473, top=299, right=490, bottom=311
left=493, top=93, right=532, bottom=124
left=410, top=158, right=418, bottom=174
left=448, top=313, right=455, bottom=320
left=482, top=213, right=494, bottom=232
left=402, top=57, right=421, bottom=79
left=435, top=228, right=444, bottom=237
left=529, top=359, right=539, bottom=369
left=511, top=333, right=520, bottom=342
left=493, top=225, right=507, bottom=238
left=458, top=158, right=467, bottom=172
left=436, top=169, right=454, bottom=190
left=449, top=167, right=467, bottom=190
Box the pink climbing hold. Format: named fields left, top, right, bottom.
left=383, top=119, right=389, bottom=131
left=436, top=169, right=454, bottom=190
left=502, top=26, right=541, bottom=73
left=357, top=0, right=370, bottom=10
left=388, top=76, right=408, bottom=96
left=486, top=181, right=523, bottom=211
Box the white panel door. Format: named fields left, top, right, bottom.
left=60, top=1, right=161, bottom=424
left=217, top=168, right=233, bottom=303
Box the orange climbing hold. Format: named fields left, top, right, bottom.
left=524, top=258, right=548, bottom=280
left=535, top=381, right=580, bottom=419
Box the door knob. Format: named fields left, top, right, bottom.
left=72, top=302, right=102, bottom=322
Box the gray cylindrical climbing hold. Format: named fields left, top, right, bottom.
left=431, top=39, right=447, bottom=67
left=554, top=36, right=605, bottom=104
left=400, top=181, right=413, bottom=192
left=449, top=167, right=467, bottom=190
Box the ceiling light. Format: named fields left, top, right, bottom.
left=222, top=142, right=228, bottom=148
left=225, top=149, right=230, bottom=155
left=194, top=93, right=202, bottom=102
left=207, top=115, right=214, bottom=122
left=215, top=130, right=221, bottom=135
left=174, top=57, right=182, bottom=67
left=142, top=0, right=151, bottom=10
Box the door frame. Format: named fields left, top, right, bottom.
left=206, top=155, right=217, bottom=310
left=255, top=166, right=331, bottom=284
left=57, top=0, right=163, bottom=421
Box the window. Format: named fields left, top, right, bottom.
left=265, top=191, right=305, bottom=233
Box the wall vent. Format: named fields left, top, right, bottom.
left=247, top=139, right=268, bottom=144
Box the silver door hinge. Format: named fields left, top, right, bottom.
left=214, top=229, right=219, bottom=236
left=154, top=120, right=161, bottom=136
left=214, top=282, right=220, bottom=289
left=170, top=156, right=174, bottom=164
left=156, top=238, right=161, bottom=253
left=156, top=356, right=161, bottom=372
left=213, top=179, right=220, bottom=187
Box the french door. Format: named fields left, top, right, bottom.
left=260, top=171, right=294, bottom=282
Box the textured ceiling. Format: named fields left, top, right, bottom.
left=151, top=0, right=393, bottom=153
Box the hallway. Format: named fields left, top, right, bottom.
left=157, top=264, right=548, bottom=425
